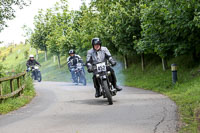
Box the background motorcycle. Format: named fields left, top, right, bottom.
left=93, top=62, right=117, bottom=105
left=71, top=63, right=86, bottom=86
left=28, top=65, right=42, bottom=82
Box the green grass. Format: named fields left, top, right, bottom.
left=1, top=44, right=36, bottom=69
left=0, top=75, right=36, bottom=114
left=37, top=53, right=70, bottom=82
left=124, top=56, right=200, bottom=133
left=1, top=44, right=93, bottom=83
left=0, top=44, right=36, bottom=114
left=1, top=44, right=72, bottom=82
left=35, top=50, right=94, bottom=83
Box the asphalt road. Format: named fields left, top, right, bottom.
left=0, top=82, right=178, bottom=133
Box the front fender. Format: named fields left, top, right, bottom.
left=102, top=75, right=107, bottom=80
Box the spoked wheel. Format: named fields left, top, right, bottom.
left=31, top=71, right=36, bottom=80
left=102, top=80, right=113, bottom=105
left=31, top=73, right=34, bottom=80
left=81, top=71, right=87, bottom=86
left=74, top=72, right=79, bottom=85
left=37, top=71, right=42, bottom=82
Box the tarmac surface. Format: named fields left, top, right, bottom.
left=0, top=81, right=178, bottom=133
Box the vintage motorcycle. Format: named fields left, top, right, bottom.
left=28, top=65, right=42, bottom=82
left=93, top=61, right=117, bottom=105
left=71, top=63, right=87, bottom=86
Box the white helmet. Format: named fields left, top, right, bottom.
left=29, top=55, right=34, bottom=58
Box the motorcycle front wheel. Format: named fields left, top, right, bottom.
left=31, top=71, right=37, bottom=80
left=102, top=80, right=113, bottom=105
left=81, top=71, right=87, bottom=86
left=31, top=72, right=34, bottom=80
left=37, top=71, right=42, bottom=82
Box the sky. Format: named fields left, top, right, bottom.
left=0, top=0, right=90, bottom=46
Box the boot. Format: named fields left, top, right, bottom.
left=115, top=86, right=122, bottom=91
left=95, top=88, right=101, bottom=98
left=113, top=83, right=122, bottom=91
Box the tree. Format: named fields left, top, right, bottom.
left=46, top=2, right=72, bottom=68
left=30, top=9, right=51, bottom=61
left=29, top=0, right=200, bottom=72
left=138, top=0, right=200, bottom=70
left=31, top=0, right=74, bottom=67
left=91, top=0, right=142, bottom=69
left=0, top=0, right=31, bottom=32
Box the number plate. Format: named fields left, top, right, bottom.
left=96, top=62, right=106, bottom=72
left=77, top=63, right=82, bottom=68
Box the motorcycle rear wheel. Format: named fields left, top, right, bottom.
left=37, top=71, right=42, bottom=82
left=102, top=80, right=113, bottom=105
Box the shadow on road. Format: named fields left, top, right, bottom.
left=67, top=99, right=117, bottom=106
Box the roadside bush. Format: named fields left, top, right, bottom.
left=0, top=64, right=5, bottom=78
left=9, top=48, right=13, bottom=54
left=2, top=55, right=6, bottom=61
left=0, top=65, right=35, bottom=114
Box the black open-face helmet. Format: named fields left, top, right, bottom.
left=91, top=38, right=101, bottom=48
left=69, top=49, right=75, bottom=55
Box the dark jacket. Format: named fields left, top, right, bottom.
left=67, top=54, right=83, bottom=70
left=26, top=59, right=40, bottom=67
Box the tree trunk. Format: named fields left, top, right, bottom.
left=192, top=48, right=198, bottom=62
left=162, top=57, right=168, bottom=71
left=141, top=53, right=145, bottom=71
left=53, top=56, right=56, bottom=63
left=36, top=49, right=39, bottom=60
left=124, top=54, right=128, bottom=69
left=57, top=54, right=61, bottom=68
left=44, top=50, right=47, bottom=62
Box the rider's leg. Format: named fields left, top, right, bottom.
left=32, top=70, right=37, bottom=80
left=107, top=67, right=122, bottom=91
left=71, top=70, right=78, bottom=83
left=26, top=66, right=29, bottom=72
left=82, top=66, right=85, bottom=74
left=93, top=75, right=101, bottom=97
left=70, top=70, right=74, bottom=82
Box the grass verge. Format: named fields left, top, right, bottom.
left=0, top=75, right=36, bottom=114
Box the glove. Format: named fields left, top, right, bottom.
left=87, top=66, right=93, bottom=73
left=27, top=67, right=31, bottom=72
left=110, top=60, right=117, bottom=67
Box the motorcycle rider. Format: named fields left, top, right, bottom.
left=86, top=38, right=122, bottom=98
left=67, top=49, right=84, bottom=83
left=26, top=55, right=41, bottom=68
left=26, top=55, right=41, bottom=79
